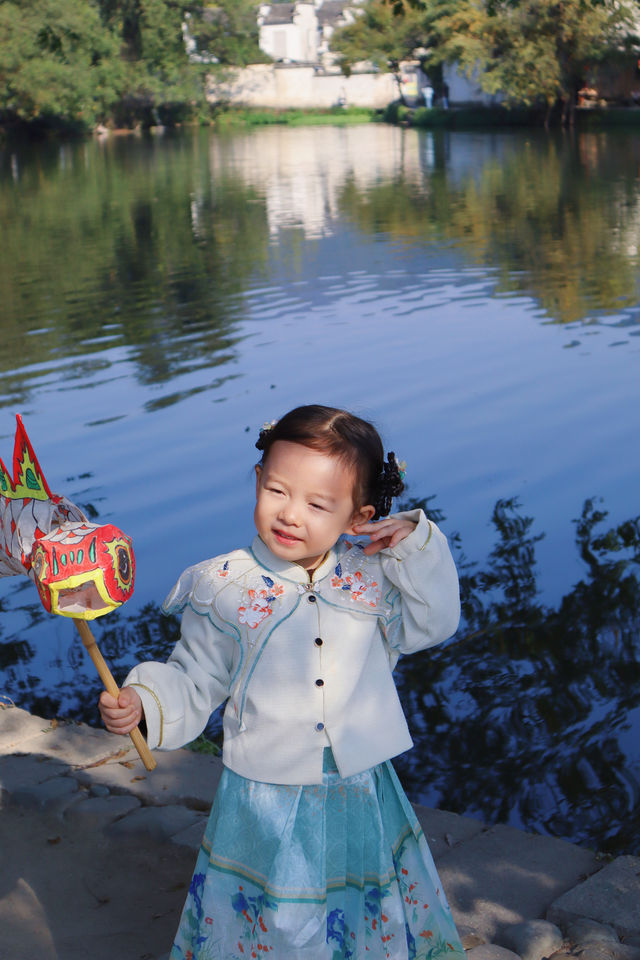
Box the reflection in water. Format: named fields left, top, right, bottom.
left=2, top=494, right=638, bottom=856
left=3, top=128, right=640, bottom=384
left=395, top=496, right=640, bottom=856
left=339, top=131, right=640, bottom=325
left=0, top=135, right=270, bottom=406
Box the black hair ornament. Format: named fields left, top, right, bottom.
left=374, top=452, right=407, bottom=519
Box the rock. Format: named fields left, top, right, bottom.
left=89, top=783, right=111, bottom=798
left=10, top=775, right=79, bottom=813
left=106, top=804, right=203, bottom=841
left=566, top=919, right=620, bottom=947
left=498, top=919, right=564, bottom=960
left=576, top=947, right=620, bottom=960
left=438, top=824, right=598, bottom=943
left=65, top=794, right=142, bottom=830
left=462, top=932, right=489, bottom=950
left=575, top=947, right=640, bottom=960
left=548, top=856, right=640, bottom=941
left=170, top=817, right=207, bottom=851
left=467, top=945, right=522, bottom=960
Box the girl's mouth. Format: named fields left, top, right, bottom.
left=273, top=529, right=301, bottom=545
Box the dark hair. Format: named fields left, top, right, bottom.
left=255, top=405, right=404, bottom=520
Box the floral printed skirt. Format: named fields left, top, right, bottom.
left=169, top=750, right=465, bottom=960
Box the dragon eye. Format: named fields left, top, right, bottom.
left=33, top=552, right=45, bottom=580
left=117, top=546, right=131, bottom=584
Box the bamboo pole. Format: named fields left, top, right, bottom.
left=74, top=618, right=156, bottom=771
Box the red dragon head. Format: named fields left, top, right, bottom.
left=30, top=521, right=135, bottom=619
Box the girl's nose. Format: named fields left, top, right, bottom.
left=279, top=501, right=300, bottom=525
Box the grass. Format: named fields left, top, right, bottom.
left=186, top=733, right=222, bottom=756
left=209, top=105, right=381, bottom=129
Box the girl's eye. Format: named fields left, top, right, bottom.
left=310, top=503, right=326, bottom=511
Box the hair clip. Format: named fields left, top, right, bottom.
left=255, top=418, right=278, bottom=451
left=387, top=451, right=406, bottom=481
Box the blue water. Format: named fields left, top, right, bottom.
left=1, top=124, right=639, bottom=852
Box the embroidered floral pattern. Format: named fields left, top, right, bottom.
left=330, top=558, right=381, bottom=608
left=217, top=560, right=230, bottom=578
left=171, top=769, right=465, bottom=960
left=237, top=575, right=285, bottom=628
left=393, top=842, right=457, bottom=960
left=231, top=884, right=277, bottom=956
left=327, top=907, right=356, bottom=958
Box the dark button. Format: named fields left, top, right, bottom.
left=314, top=637, right=323, bottom=646
left=307, top=594, right=317, bottom=603
left=315, top=678, right=324, bottom=687
left=315, top=722, right=325, bottom=731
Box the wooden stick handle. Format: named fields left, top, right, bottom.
left=74, top=619, right=156, bottom=771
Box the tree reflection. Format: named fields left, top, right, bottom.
left=394, top=495, right=640, bottom=855
left=0, top=132, right=270, bottom=403
left=1, top=494, right=639, bottom=855
left=338, top=131, right=640, bottom=325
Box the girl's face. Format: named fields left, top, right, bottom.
left=254, top=440, right=374, bottom=570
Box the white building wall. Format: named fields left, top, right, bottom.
left=443, top=63, right=503, bottom=106
left=210, top=64, right=397, bottom=110
left=260, top=3, right=319, bottom=63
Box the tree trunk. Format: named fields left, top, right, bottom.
left=394, top=70, right=407, bottom=106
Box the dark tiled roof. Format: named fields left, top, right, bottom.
left=262, top=3, right=296, bottom=25
left=317, top=1, right=350, bottom=26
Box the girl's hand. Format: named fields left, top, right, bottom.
left=353, top=517, right=417, bottom=555
left=99, top=687, right=143, bottom=736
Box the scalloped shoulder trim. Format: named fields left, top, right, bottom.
left=162, top=548, right=253, bottom=613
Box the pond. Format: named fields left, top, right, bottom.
left=1, top=123, right=639, bottom=855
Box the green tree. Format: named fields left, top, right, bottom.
left=185, top=1, right=266, bottom=67
left=430, top=0, right=640, bottom=125
left=97, top=0, right=206, bottom=124
left=332, top=0, right=640, bottom=124
left=0, top=0, right=122, bottom=128
left=330, top=0, right=427, bottom=102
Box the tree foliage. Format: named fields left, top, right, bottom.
left=331, top=0, right=640, bottom=123
left=186, top=1, right=267, bottom=66
left=430, top=0, right=640, bottom=123
left=330, top=0, right=425, bottom=73
left=0, top=0, right=263, bottom=131
left=0, top=0, right=123, bottom=128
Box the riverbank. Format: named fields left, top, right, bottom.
left=5, top=101, right=640, bottom=143
left=1, top=704, right=639, bottom=960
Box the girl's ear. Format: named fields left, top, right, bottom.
left=345, top=504, right=375, bottom=534
left=255, top=464, right=263, bottom=496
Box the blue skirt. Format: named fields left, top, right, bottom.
left=170, top=750, right=465, bottom=960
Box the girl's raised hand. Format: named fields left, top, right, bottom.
left=353, top=517, right=417, bottom=555
left=99, top=686, right=143, bottom=736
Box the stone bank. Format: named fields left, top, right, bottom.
left=1, top=705, right=639, bottom=960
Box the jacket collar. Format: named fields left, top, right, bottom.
left=250, top=535, right=337, bottom=584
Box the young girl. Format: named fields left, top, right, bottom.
left=100, top=404, right=465, bottom=960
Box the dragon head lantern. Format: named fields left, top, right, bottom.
left=0, top=415, right=135, bottom=619
left=0, top=415, right=153, bottom=770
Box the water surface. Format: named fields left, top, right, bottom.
left=1, top=124, right=639, bottom=853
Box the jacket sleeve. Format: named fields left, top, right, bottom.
left=378, top=509, right=460, bottom=655
left=124, top=596, right=239, bottom=751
